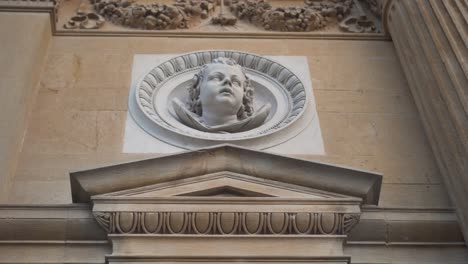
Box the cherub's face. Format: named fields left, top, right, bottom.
left=199, top=64, right=245, bottom=117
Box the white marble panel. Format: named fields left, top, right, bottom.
left=123, top=54, right=324, bottom=155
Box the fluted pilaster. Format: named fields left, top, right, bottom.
left=385, top=0, right=468, bottom=241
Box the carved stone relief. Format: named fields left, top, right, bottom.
left=211, top=14, right=238, bottom=26
left=93, top=0, right=202, bottom=30
left=362, top=0, right=383, bottom=17
left=60, top=0, right=382, bottom=33
left=64, top=11, right=105, bottom=29
left=337, top=0, right=379, bottom=33
left=172, top=57, right=271, bottom=133
left=231, top=0, right=354, bottom=32
left=128, top=50, right=314, bottom=149
left=339, top=15, right=376, bottom=33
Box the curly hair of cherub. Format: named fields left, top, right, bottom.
left=188, top=57, right=254, bottom=119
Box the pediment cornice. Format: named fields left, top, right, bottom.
left=93, top=172, right=355, bottom=199
left=70, top=144, right=382, bottom=205
left=68, top=146, right=382, bottom=262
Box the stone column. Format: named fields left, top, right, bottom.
left=384, top=0, right=467, bottom=241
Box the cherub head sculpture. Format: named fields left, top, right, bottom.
left=188, top=57, right=254, bottom=126
left=172, top=57, right=271, bottom=133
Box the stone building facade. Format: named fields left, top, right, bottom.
left=0, top=0, right=467, bottom=263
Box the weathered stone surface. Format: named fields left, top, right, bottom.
left=0, top=13, right=51, bottom=202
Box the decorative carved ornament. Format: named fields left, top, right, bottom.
left=61, top=0, right=382, bottom=33
left=64, top=11, right=105, bottom=29
left=129, top=51, right=312, bottom=149
left=94, top=211, right=360, bottom=235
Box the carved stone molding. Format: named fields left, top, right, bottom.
left=67, top=145, right=383, bottom=261
left=93, top=211, right=360, bottom=235
left=1, top=205, right=464, bottom=244
left=71, top=145, right=382, bottom=204
left=89, top=170, right=364, bottom=238
left=0, top=0, right=58, bottom=22
left=106, top=256, right=352, bottom=264
left=0, top=0, right=57, bottom=8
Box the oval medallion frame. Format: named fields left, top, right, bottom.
left=128, top=50, right=313, bottom=149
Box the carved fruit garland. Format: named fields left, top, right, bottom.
left=64, top=0, right=380, bottom=33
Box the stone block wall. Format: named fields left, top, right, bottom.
left=7, top=37, right=451, bottom=210
left=0, top=13, right=52, bottom=202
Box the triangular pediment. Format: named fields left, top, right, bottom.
left=94, top=172, right=351, bottom=200
left=71, top=144, right=382, bottom=205
left=178, top=186, right=270, bottom=197
left=83, top=146, right=370, bottom=243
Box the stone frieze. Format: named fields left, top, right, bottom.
left=94, top=211, right=360, bottom=235
left=57, top=0, right=383, bottom=34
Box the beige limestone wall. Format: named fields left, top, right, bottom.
left=0, top=13, right=51, bottom=202
left=9, top=37, right=451, bottom=209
